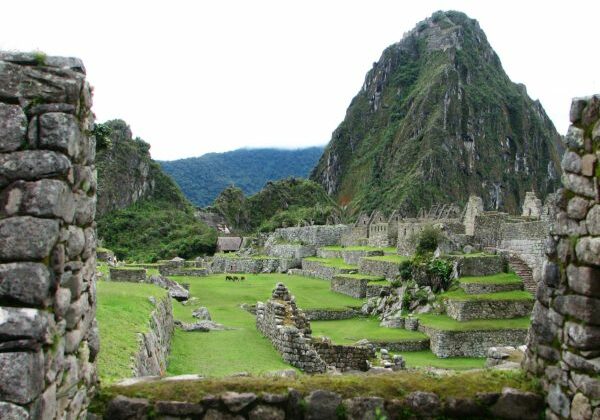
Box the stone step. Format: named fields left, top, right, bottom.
left=508, top=257, right=537, bottom=293
left=444, top=297, right=534, bottom=321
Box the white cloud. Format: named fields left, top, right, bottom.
left=1, top=0, right=598, bottom=160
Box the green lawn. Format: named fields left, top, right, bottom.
left=311, top=317, right=427, bottom=344
left=459, top=273, right=522, bottom=285
left=335, top=273, right=385, bottom=281
left=96, top=281, right=168, bottom=384
left=418, top=314, right=531, bottom=331
left=303, top=257, right=357, bottom=269
left=440, top=289, right=533, bottom=302
left=363, top=255, right=409, bottom=264
left=167, top=274, right=363, bottom=377
left=321, top=245, right=388, bottom=252
left=399, top=351, right=485, bottom=370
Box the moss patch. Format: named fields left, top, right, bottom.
left=440, top=289, right=533, bottom=302
left=303, top=257, right=358, bottom=270
left=459, top=273, right=523, bottom=285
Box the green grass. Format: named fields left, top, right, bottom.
left=459, top=272, right=523, bottom=285
left=95, top=370, right=540, bottom=411
left=96, top=281, right=168, bottom=384
left=303, top=257, right=357, bottom=269
left=399, top=351, right=485, bottom=370
left=417, top=314, right=531, bottom=331
left=167, top=274, right=362, bottom=377
left=335, top=273, right=385, bottom=281
left=321, top=245, right=384, bottom=252
left=363, top=255, right=409, bottom=264
left=440, top=289, right=534, bottom=302
left=382, top=247, right=398, bottom=254
left=311, top=317, right=427, bottom=344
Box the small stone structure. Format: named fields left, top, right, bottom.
left=0, top=52, right=97, bottom=418
left=133, top=294, right=174, bottom=377
left=331, top=275, right=373, bottom=298
left=109, top=267, right=147, bottom=282
left=312, top=339, right=375, bottom=371
left=524, top=95, right=600, bottom=419
left=255, top=283, right=327, bottom=373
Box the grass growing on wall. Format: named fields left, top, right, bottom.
left=363, top=255, right=409, bottom=264
left=417, top=314, right=531, bottom=331
left=303, top=257, right=358, bottom=270
left=167, top=273, right=362, bottom=377
left=440, top=289, right=534, bottom=302
left=96, top=281, right=168, bottom=384
left=459, top=273, right=523, bottom=285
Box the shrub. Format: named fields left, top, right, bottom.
left=415, top=225, right=442, bottom=255
left=398, top=260, right=413, bottom=280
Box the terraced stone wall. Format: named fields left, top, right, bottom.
left=312, top=340, right=375, bottom=371
left=524, top=96, right=600, bottom=419
left=444, top=299, right=533, bottom=321
left=210, top=256, right=296, bottom=273
left=0, top=53, right=97, bottom=419
left=359, top=258, right=401, bottom=280
left=132, top=294, right=174, bottom=377
left=109, top=268, right=146, bottom=282
left=267, top=225, right=351, bottom=247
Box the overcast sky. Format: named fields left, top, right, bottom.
left=1, top=1, right=598, bottom=160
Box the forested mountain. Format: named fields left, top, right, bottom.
left=311, top=10, right=562, bottom=216
left=160, top=147, right=324, bottom=207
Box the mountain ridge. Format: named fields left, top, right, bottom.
left=160, top=146, right=324, bottom=207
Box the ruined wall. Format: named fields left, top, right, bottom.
left=498, top=220, right=547, bottom=284
left=267, top=225, right=351, bottom=247
left=522, top=192, right=543, bottom=219
left=132, top=294, right=174, bottom=377
left=109, top=268, right=147, bottom=282
left=358, top=258, right=402, bottom=280
left=0, top=53, right=97, bottom=418
left=312, top=340, right=374, bottom=371
left=210, top=256, right=296, bottom=273
left=331, top=276, right=369, bottom=298
left=255, top=283, right=326, bottom=373
left=464, top=195, right=484, bottom=236
left=340, top=226, right=368, bottom=247
left=300, top=259, right=354, bottom=280
left=368, top=223, right=391, bottom=247
left=524, top=95, right=600, bottom=420
left=444, top=299, right=533, bottom=321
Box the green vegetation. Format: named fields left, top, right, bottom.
left=311, top=317, right=427, bottom=344
left=322, top=245, right=384, bottom=251
left=335, top=273, right=385, bottom=281
left=32, top=50, right=47, bottom=65
left=96, top=120, right=216, bottom=262
left=309, top=10, right=561, bottom=215
left=95, top=370, right=539, bottom=408
left=303, top=257, right=357, bottom=270
left=417, top=314, right=531, bottom=331
left=211, top=178, right=340, bottom=233
left=168, top=273, right=361, bottom=377
left=399, top=351, right=485, bottom=370
left=363, top=255, right=409, bottom=264
left=414, top=225, right=442, bottom=255
left=440, top=289, right=534, bottom=302
left=96, top=281, right=168, bottom=384
left=159, top=147, right=324, bottom=207
left=459, top=273, right=523, bottom=285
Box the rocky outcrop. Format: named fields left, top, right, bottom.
left=133, top=294, right=174, bottom=377
left=0, top=52, right=97, bottom=419
left=311, top=10, right=561, bottom=215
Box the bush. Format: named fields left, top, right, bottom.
left=398, top=260, right=413, bottom=280
left=415, top=225, right=442, bottom=255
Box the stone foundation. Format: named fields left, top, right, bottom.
left=444, top=299, right=534, bottom=321
left=312, top=340, right=375, bottom=371
left=420, top=325, right=528, bottom=357
left=255, top=283, right=326, bottom=373
left=109, top=268, right=147, bottom=282
left=0, top=52, right=97, bottom=419
left=133, top=294, right=174, bottom=377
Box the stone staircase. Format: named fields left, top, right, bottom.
left=508, top=255, right=536, bottom=293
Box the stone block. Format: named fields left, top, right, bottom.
left=39, top=113, right=82, bottom=159
left=0, top=150, right=71, bottom=184
left=0, top=401, right=29, bottom=420
left=567, top=197, right=590, bottom=220
left=567, top=264, right=600, bottom=297
left=248, top=404, right=285, bottom=420
left=586, top=204, right=600, bottom=235
left=106, top=396, right=149, bottom=420
left=0, top=262, right=51, bottom=305
left=570, top=98, right=588, bottom=124
left=65, top=226, right=85, bottom=258
left=73, top=193, right=96, bottom=226
left=565, top=321, right=600, bottom=350
left=0, top=103, right=26, bottom=152
left=554, top=295, right=600, bottom=325
left=221, top=392, right=256, bottom=412
left=561, top=173, right=597, bottom=199
left=306, top=390, right=342, bottom=420
left=19, top=179, right=74, bottom=222
left=155, top=400, right=204, bottom=417
left=0, top=307, right=50, bottom=349
left=582, top=154, right=597, bottom=177
left=0, top=216, right=59, bottom=261
left=562, top=151, right=582, bottom=174
left=0, top=351, right=44, bottom=404
left=576, top=237, right=600, bottom=266
left=491, top=387, right=544, bottom=420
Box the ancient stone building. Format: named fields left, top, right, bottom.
left=524, top=95, right=600, bottom=420
left=0, top=52, right=98, bottom=419
left=522, top=191, right=543, bottom=219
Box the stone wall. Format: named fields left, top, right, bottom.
left=109, top=268, right=147, bottom=282
left=342, top=249, right=383, bottom=265
left=524, top=95, right=600, bottom=419
left=267, top=225, right=351, bottom=247
left=255, top=283, right=326, bottom=373
left=341, top=225, right=368, bottom=246
left=420, top=325, right=528, bottom=358
left=472, top=212, right=511, bottom=248
left=464, top=195, right=484, bottom=236
left=453, top=255, right=506, bottom=277
left=368, top=223, right=391, bottom=247
left=358, top=258, right=401, bottom=280
left=444, top=299, right=534, bottom=321
left=312, top=340, right=375, bottom=371
left=331, top=276, right=369, bottom=298
left=497, top=220, right=547, bottom=285
left=158, top=265, right=207, bottom=277
left=303, top=308, right=359, bottom=321
left=0, top=53, right=97, bottom=419
left=316, top=248, right=341, bottom=259
left=266, top=244, right=316, bottom=260
left=300, top=259, right=355, bottom=280
left=210, top=256, right=296, bottom=273
left=132, top=294, right=174, bottom=377
left=104, top=385, right=544, bottom=420
left=366, top=283, right=392, bottom=298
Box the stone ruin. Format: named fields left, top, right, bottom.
left=523, top=95, right=600, bottom=420
left=0, top=53, right=97, bottom=419
left=256, top=283, right=375, bottom=373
